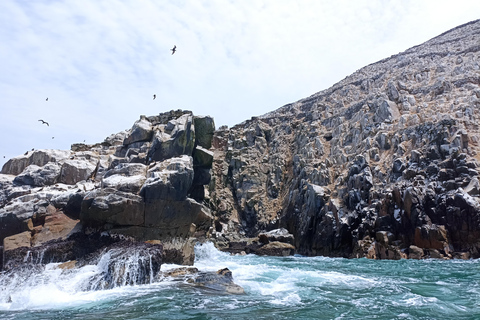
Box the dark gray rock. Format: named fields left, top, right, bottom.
left=80, top=188, right=145, bottom=227
left=194, top=115, right=215, bottom=149
left=148, top=114, right=195, bottom=162
left=187, top=268, right=244, bottom=294
left=59, top=160, right=97, bottom=185
left=13, top=163, right=61, bottom=187
left=140, top=156, right=194, bottom=202
left=123, top=117, right=154, bottom=145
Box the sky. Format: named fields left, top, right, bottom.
left=1, top=0, right=479, bottom=168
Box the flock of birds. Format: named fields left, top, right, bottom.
left=5, top=45, right=179, bottom=162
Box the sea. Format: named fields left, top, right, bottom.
left=0, top=242, right=478, bottom=320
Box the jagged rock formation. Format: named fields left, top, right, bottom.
left=0, top=110, right=215, bottom=268
left=209, top=19, right=480, bottom=259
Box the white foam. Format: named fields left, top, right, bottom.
left=392, top=294, right=439, bottom=307
left=270, top=293, right=302, bottom=306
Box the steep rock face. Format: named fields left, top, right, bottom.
left=209, top=20, right=480, bottom=259
left=0, top=110, right=215, bottom=268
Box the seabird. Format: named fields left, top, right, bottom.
left=153, top=94, right=156, bottom=100
left=46, top=98, right=48, bottom=101
left=171, top=45, right=176, bottom=55
left=38, top=119, right=49, bottom=126
left=52, top=137, right=54, bottom=139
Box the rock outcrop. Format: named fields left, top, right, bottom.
left=1, top=110, right=215, bottom=269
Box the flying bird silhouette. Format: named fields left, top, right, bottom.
left=38, top=120, right=49, bottom=126
left=153, top=94, right=156, bottom=100
left=171, top=45, right=176, bottom=55
left=46, top=98, right=48, bottom=101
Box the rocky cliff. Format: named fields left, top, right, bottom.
left=1, top=20, right=480, bottom=269
left=209, top=19, right=480, bottom=260
left=0, top=110, right=216, bottom=268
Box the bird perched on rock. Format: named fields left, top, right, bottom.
left=153, top=94, right=156, bottom=100
left=171, top=45, right=176, bottom=55
left=38, top=119, right=49, bottom=126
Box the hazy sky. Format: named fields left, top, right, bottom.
left=1, top=0, right=479, bottom=168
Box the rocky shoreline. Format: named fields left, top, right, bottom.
left=1, top=20, right=480, bottom=282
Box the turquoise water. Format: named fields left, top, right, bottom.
left=0, top=242, right=479, bottom=320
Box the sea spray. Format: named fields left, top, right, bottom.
left=0, top=243, right=479, bottom=319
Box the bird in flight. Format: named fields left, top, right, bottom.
left=46, top=98, right=48, bottom=101
left=153, top=94, right=156, bottom=100
left=171, top=45, right=176, bottom=55
left=38, top=119, right=49, bottom=126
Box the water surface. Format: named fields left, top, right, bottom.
left=0, top=243, right=478, bottom=319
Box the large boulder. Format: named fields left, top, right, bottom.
left=59, top=160, right=97, bottom=185
left=187, top=268, right=244, bottom=294
left=101, top=163, right=147, bottom=193
left=254, top=241, right=295, bottom=256
left=140, top=156, right=194, bottom=202
left=258, top=228, right=295, bottom=245
left=13, top=163, right=61, bottom=187
left=123, top=117, right=154, bottom=145
left=193, top=116, right=215, bottom=149
left=143, top=197, right=212, bottom=233
left=31, top=211, right=80, bottom=247
left=1, top=156, right=29, bottom=176
left=148, top=114, right=195, bottom=162
left=193, top=146, right=213, bottom=168
left=80, top=188, right=145, bottom=227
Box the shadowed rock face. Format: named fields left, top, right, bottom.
left=209, top=19, right=480, bottom=259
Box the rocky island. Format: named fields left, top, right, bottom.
left=1, top=19, right=480, bottom=284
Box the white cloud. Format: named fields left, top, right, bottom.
left=1, top=0, right=480, bottom=167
